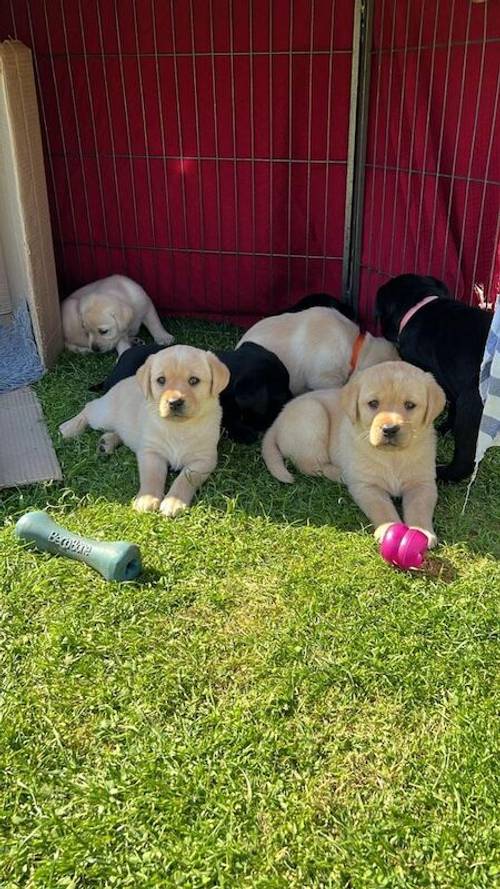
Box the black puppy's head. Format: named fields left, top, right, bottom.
left=232, top=377, right=273, bottom=429
left=218, top=342, right=292, bottom=441
left=376, top=274, right=450, bottom=342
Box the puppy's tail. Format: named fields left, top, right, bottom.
left=262, top=425, right=295, bottom=483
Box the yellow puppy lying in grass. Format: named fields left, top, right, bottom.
left=262, top=361, right=446, bottom=546
left=60, top=346, right=230, bottom=517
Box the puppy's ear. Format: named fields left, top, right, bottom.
left=112, top=303, right=134, bottom=332
left=136, top=356, right=153, bottom=400
left=206, top=352, right=231, bottom=396
left=424, top=374, right=446, bottom=426
left=340, top=375, right=361, bottom=425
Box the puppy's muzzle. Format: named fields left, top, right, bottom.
left=382, top=423, right=400, bottom=443
left=91, top=342, right=101, bottom=353
left=166, top=396, right=185, bottom=416
left=168, top=398, right=184, bottom=414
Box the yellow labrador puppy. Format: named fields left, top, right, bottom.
left=262, top=361, right=446, bottom=546
left=62, top=274, right=174, bottom=355
left=59, top=346, right=230, bottom=517
left=238, top=307, right=399, bottom=394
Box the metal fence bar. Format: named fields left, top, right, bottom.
left=454, top=1, right=488, bottom=300
left=439, top=1, right=473, bottom=286
left=150, top=0, right=175, bottom=295
left=76, top=0, right=110, bottom=253
left=414, top=0, right=441, bottom=273
left=169, top=0, right=192, bottom=302
left=229, top=0, right=240, bottom=315
left=342, top=0, right=374, bottom=309
left=132, top=0, right=157, bottom=284
left=113, top=0, right=143, bottom=279
left=386, top=1, right=412, bottom=273
left=286, top=2, right=294, bottom=297
left=268, top=0, right=274, bottom=303
left=320, top=0, right=337, bottom=290
left=400, top=1, right=426, bottom=270
left=94, top=0, right=128, bottom=272
left=304, top=0, right=315, bottom=293
left=470, top=63, right=500, bottom=305
left=35, top=0, right=82, bottom=278
left=426, top=0, right=457, bottom=278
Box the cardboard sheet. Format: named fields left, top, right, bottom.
left=0, top=387, right=62, bottom=489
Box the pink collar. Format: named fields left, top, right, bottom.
left=399, top=295, right=439, bottom=335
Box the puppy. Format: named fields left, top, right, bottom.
left=284, top=292, right=357, bottom=322
left=216, top=343, right=292, bottom=443
left=59, top=346, right=230, bottom=517
left=90, top=341, right=292, bottom=444
left=262, top=361, right=446, bottom=546
left=376, top=274, right=493, bottom=481
left=238, top=306, right=399, bottom=395
left=62, top=274, right=174, bottom=356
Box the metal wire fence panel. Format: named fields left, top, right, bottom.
left=359, top=0, right=500, bottom=326
left=1, top=1, right=498, bottom=326
left=0, top=0, right=354, bottom=322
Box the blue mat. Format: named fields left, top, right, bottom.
left=0, top=302, right=44, bottom=392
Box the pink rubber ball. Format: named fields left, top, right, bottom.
left=379, top=523, right=429, bottom=570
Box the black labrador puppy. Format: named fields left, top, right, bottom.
left=90, top=341, right=292, bottom=445
left=376, top=273, right=492, bottom=482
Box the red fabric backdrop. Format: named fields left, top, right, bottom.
left=1, top=1, right=498, bottom=327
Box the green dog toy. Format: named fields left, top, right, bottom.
left=15, top=511, right=142, bottom=581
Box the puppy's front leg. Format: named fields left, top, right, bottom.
left=116, top=337, right=132, bottom=356
left=143, top=304, right=174, bottom=346
left=160, top=458, right=216, bottom=518
left=66, top=343, right=91, bottom=354
left=133, top=450, right=168, bottom=513
left=59, top=408, right=90, bottom=439
left=347, top=481, right=401, bottom=542
left=402, top=482, right=438, bottom=548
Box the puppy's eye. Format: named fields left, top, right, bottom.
left=404, top=401, right=416, bottom=410
left=156, top=375, right=166, bottom=386
left=98, top=328, right=109, bottom=335
left=188, top=376, right=200, bottom=386
left=368, top=399, right=379, bottom=409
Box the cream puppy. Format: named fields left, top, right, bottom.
left=262, top=361, right=446, bottom=546
left=62, top=274, right=174, bottom=356
left=238, top=306, right=399, bottom=395
left=59, top=346, right=230, bottom=517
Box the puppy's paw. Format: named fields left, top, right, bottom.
left=97, top=432, right=120, bottom=456
left=133, top=494, right=161, bottom=513
left=160, top=496, right=188, bottom=518
left=374, top=522, right=395, bottom=543
left=227, top=425, right=259, bottom=444
left=156, top=332, right=175, bottom=346
left=59, top=416, right=85, bottom=439
left=436, top=463, right=472, bottom=483
left=412, top=527, right=438, bottom=549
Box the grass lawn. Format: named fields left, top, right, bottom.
left=1, top=318, right=499, bottom=888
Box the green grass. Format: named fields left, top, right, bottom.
left=1, top=318, right=499, bottom=888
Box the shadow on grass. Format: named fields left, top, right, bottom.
left=3, top=427, right=498, bottom=565
left=2, top=329, right=498, bottom=565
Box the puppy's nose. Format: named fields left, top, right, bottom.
left=168, top=397, right=184, bottom=411
left=91, top=342, right=101, bottom=353
left=382, top=423, right=400, bottom=439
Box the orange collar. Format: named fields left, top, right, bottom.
left=349, top=332, right=366, bottom=373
